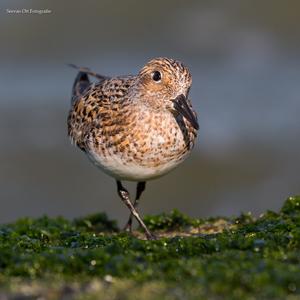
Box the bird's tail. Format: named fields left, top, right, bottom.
left=71, top=71, right=90, bottom=104
left=68, top=64, right=108, bottom=104
left=68, top=64, right=107, bottom=80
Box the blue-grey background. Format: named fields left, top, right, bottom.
left=0, top=0, right=299, bottom=225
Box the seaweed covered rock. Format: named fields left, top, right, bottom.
left=0, top=196, right=299, bottom=299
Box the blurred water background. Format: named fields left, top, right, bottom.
left=0, top=0, right=299, bottom=225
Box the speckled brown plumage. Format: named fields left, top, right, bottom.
left=67, top=57, right=199, bottom=239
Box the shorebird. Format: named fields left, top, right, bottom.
left=67, top=58, right=199, bottom=240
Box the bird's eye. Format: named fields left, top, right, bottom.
left=152, top=71, right=161, bottom=82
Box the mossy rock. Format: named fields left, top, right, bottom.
left=0, top=196, right=300, bottom=299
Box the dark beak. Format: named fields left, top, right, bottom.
left=172, top=94, right=199, bottom=130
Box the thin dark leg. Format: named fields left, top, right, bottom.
left=123, top=182, right=146, bottom=232
left=116, top=180, right=155, bottom=240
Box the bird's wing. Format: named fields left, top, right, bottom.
left=68, top=75, right=134, bottom=152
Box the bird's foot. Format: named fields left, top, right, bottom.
left=123, top=221, right=157, bottom=240
left=123, top=222, right=132, bottom=233
left=123, top=225, right=157, bottom=240
left=145, top=231, right=157, bottom=240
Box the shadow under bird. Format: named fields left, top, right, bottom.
left=67, top=58, right=199, bottom=240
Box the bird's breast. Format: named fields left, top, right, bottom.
left=86, top=108, right=197, bottom=181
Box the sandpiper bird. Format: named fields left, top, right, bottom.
left=67, top=58, right=199, bottom=240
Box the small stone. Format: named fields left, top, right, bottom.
left=90, top=260, right=97, bottom=266
left=104, top=275, right=113, bottom=283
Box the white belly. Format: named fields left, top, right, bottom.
left=87, top=149, right=189, bottom=181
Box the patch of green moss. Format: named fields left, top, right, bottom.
left=74, top=212, right=119, bottom=233
left=0, top=196, right=300, bottom=299
left=143, top=209, right=203, bottom=230
left=281, top=195, right=300, bottom=215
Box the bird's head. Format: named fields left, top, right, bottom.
left=134, top=57, right=199, bottom=130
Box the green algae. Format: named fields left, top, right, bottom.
left=0, top=196, right=300, bottom=299
left=74, top=212, right=119, bottom=233
left=143, top=209, right=203, bottom=230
